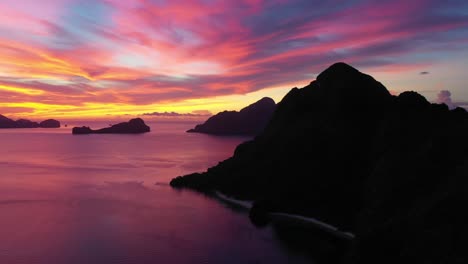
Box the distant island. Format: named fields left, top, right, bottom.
left=39, top=119, right=61, bottom=128
left=187, top=97, right=276, bottom=136
left=171, top=62, right=468, bottom=263
left=72, top=118, right=150, bottom=134
left=0, top=115, right=60, bottom=128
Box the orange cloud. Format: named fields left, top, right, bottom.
left=0, top=0, right=467, bottom=119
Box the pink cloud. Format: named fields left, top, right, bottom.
left=0, top=0, right=467, bottom=118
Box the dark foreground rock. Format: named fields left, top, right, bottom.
left=187, top=97, right=276, bottom=136
left=171, top=62, right=468, bottom=264
left=72, top=118, right=150, bottom=134
left=0, top=115, right=60, bottom=128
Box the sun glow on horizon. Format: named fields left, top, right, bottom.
left=0, top=81, right=306, bottom=121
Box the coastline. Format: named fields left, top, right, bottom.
left=214, top=190, right=355, bottom=241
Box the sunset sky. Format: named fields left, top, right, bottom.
left=0, top=0, right=467, bottom=120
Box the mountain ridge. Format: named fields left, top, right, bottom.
left=171, top=62, right=468, bottom=264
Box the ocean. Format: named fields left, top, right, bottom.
left=0, top=121, right=312, bottom=264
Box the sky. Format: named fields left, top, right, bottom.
left=0, top=0, right=467, bottom=120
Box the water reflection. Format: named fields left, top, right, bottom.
left=0, top=122, right=313, bottom=263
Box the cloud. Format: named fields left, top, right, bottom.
left=420, top=71, right=430, bottom=75
left=436, top=90, right=456, bottom=109
left=191, top=110, right=212, bottom=116
left=0, top=0, right=468, bottom=118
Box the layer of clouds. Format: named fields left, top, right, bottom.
left=0, top=0, right=467, bottom=117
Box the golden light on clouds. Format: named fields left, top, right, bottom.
left=0, top=85, right=44, bottom=95
left=0, top=0, right=467, bottom=119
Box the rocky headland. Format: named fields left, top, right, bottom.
left=171, top=62, right=468, bottom=264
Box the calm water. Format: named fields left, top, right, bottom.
left=0, top=121, right=312, bottom=264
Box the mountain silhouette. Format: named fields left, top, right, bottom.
left=0, top=115, right=60, bottom=128
left=72, top=118, right=150, bottom=134
left=187, top=97, right=276, bottom=136
left=171, top=62, right=468, bottom=263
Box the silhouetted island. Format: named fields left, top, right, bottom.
left=15, top=119, right=40, bottom=128
left=187, top=97, right=276, bottom=136
left=39, top=119, right=61, bottom=128
left=0, top=115, right=60, bottom=128
left=72, top=118, right=150, bottom=134
left=171, top=62, right=468, bottom=264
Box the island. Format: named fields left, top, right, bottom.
left=39, top=119, right=61, bottom=128
left=72, top=118, right=150, bottom=134
left=187, top=97, right=276, bottom=136
left=171, top=62, right=468, bottom=264
left=0, top=115, right=61, bottom=128
left=15, top=119, right=40, bottom=128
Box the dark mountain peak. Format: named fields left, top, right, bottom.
left=396, top=91, right=430, bottom=108
left=245, top=97, right=275, bottom=108
left=128, top=118, right=146, bottom=126
left=314, top=62, right=393, bottom=117
left=240, top=97, right=275, bottom=114
left=265, top=63, right=392, bottom=134
left=258, top=97, right=275, bottom=104
left=316, top=62, right=390, bottom=95
left=317, top=62, right=360, bottom=81
left=0, top=114, right=10, bottom=121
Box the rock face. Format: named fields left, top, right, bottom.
left=171, top=62, right=468, bottom=264
left=72, top=118, right=150, bottom=134
left=0, top=115, right=60, bottom=128
left=39, top=119, right=60, bottom=128
left=187, top=97, right=276, bottom=136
